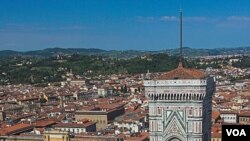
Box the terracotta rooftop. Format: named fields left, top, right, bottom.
left=125, top=132, right=149, bottom=141
left=157, top=63, right=206, bottom=80
left=238, top=111, right=250, bottom=117
left=32, top=120, right=57, bottom=128
left=220, top=110, right=238, bottom=114
left=211, top=124, right=222, bottom=138
left=0, top=123, right=34, bottom=135
left=212, top=110, right=221, bottom=120
left=54, top=122, right=96, bottom=128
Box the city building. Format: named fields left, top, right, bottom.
left=71, top=134, right=122, bottom=141
left=211, top=124, right=221, bottom=141
left=114, top=111, right=147, bottom=133
left=124, top=132, right=149, bottom=141
left=98, top=88, right=108, bottom=97
left=219, top=111, right=238, bottom=124
left=44, top=130, right=70, bottom=141
left=0, top=135, right=43, bottom=141
left=0, top=108, right=6, bottom=121
left=75, top=104, right=125, bottom=130
left=53, top=122, right=96, bottom=133
left=70, top=79, right=86, bottom=87
left=238, top=111, right=250, bottom=125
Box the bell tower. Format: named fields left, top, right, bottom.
left=144, top=10, right=215, bottom=141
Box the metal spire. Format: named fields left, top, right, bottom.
left=178, top=8, right=183, bottom=68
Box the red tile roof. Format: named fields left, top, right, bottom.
left=157, top=63, right=206, bottom=80
left=54, top=122, right=96, bottom=128
left=212, top=110, right=220, bottom=120
left=238, top=111, right=250, bottom=117
left=32, top=120, right=57, bottom=128
left=125, top=132, right=149, bottom=141
left=211, top=124, right=222, bottom=138
left=0, top=123, right=34, bottom=135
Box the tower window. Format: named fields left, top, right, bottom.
left=157, top=108, right=161, bottom=114
left=189, top=108, right=193, bottom=116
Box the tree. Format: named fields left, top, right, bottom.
left=124, top=85, right=128, bottom=93
left=40, top=97, right=47, bottom=103
left=120, top=86, right=124, bottom=93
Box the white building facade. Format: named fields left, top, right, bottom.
left=220, top=112, right=238, bottom=124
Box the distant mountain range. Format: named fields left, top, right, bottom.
left=1, top=47, right=250, bottom=58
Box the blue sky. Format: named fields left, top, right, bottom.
left=0, top=0, right=250, bottom=51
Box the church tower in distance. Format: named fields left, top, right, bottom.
left=144, top=10, right=215, bottom=141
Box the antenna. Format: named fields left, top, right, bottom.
left=179, top=8, right=183, bottom=67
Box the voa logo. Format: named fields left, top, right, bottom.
left=226, top=129, right=246, bottom=136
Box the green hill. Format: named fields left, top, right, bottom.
left=1, top=46, right=250, bottom=58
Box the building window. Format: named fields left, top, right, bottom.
left=195, top=122, right=199, bottom=133
left=157, top=108, right=161, bottom=115
left=189, top=108, right=192, bottom=116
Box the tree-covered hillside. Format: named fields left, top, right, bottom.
left=0, top=54, right=183, bottom=85
left=1, top=46, right=250, bottom=58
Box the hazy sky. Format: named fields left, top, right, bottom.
left=0, top=0, right=250, bottom=51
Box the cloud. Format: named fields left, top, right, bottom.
left=160, top=16, right=178, bottom=21
left=161, top=16, right=208, bottom=22
left=137, top=15, right=209, bottom=23
left=216, top=16, right=250, bottom=28
left=227, top=16, right=250, bottom=22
